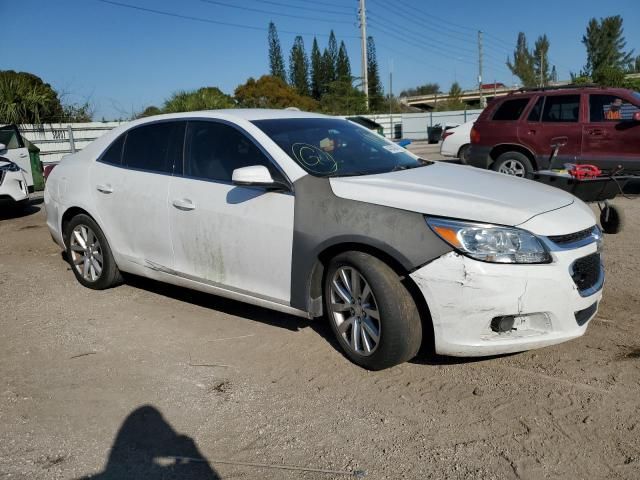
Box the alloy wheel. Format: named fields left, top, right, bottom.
left=69, top=224, right=104, bottom=282
left=498, top=159, right=526, bottom=177
left=329, top=266, right=381, bottom=356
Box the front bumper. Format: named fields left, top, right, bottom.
left=467, top=145, right=492, bottom=169
left=410, top=243, right=602, bottom=357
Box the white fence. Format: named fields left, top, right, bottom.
left=17, top=109, right=482, bottom=163
left=20, top=122, right=126, bottom=165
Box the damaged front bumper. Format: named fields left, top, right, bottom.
left=410, top=242, right=603, bottom=357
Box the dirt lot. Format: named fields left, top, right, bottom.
left=1, top=190, right=639, bottom=480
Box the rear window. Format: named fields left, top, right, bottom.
left=492, top=98, right=530, bottom=121
left=122, top=121, right=185, bottom=174
left=541, top=95, right=580, bottom=122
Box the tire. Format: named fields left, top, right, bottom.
left=492, top=151, right=534, bottom=178
left=64, top=213, right=122, bottom=289
left=458, top=144, right=471, bottom=164
left=323, top=251, right=422, bottom=370
left=600, top=205, right=624, bottom=234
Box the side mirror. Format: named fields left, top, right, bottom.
left=232, top=165, right=287, bottom=190
left=633, top=111, right=640, bottom=122
left=0, top=143, right=6, bottom=154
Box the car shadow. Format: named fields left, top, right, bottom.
left=123, top=273, right=317, bottom=334
left=76, top=405, right=220, bottom=479
left=0, top=203, right=40, bottom=221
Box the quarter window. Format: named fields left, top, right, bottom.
left=589, top=95, right=640, bottom=122
left=100, top=135, right=124, bottom=165
left=184, top=121, right=280, bottom=183
left=541, top=95, right=580, bottom=122
left=492, top=98, right=531, bottom=121
left=122, top=121, right=185, bottom=174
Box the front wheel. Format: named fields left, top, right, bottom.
left=324, top=251, right=422, bottom=370
left=492, top=151, right=534, bottom=178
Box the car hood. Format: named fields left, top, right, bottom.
left=329, top=162, right=577, bottom=227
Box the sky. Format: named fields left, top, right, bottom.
left=3, top=0, right=639, bottom=119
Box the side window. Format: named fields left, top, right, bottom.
left=0, top=126, right=23, bottom=149
left=100, top=135, right=125, bottom=165
left=492, top=98, right=531, bottom=121
left=122, top=121, right=185, bottom=174
left=541, top=95, right=580, bottom=122
left=184, top=121, right=282, bottom=183
left=589, top=94, right=640, bottom=122
left=527, top=97, right=544, bottom=122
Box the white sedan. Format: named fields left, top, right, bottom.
left=45, top=110, right=603, bottom=370
left=440, top=120, right=474, bottom=163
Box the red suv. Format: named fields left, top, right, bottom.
left=468, top=86, right=640, bottom=177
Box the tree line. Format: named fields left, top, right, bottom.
left=401, top=15, right=640, bottom=102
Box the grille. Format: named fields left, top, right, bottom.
left=571, top=253, right=602, bottom=293
left=575, top=301, right=598, bottom=326
left=549, top=226, right=595, bottom=246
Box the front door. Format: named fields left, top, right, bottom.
left=168, top=120, right=294, bottom=304
left=582, top=93, right=640, bottom=171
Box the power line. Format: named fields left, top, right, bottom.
left=95, top=0, right=359, bottom=38
left=281, top=0, right=355, bottom=10
left=249, top=0, right=355, bottom=16
left=198, top=0, right=354, bottom=24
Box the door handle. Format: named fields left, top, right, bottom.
left=172, top=198, right=196, bottom=211
left=96, top=184, right=113, bottom=194
left=19, top=153, right=28, bottom=158
left=527, top=129, right=536, bottom=135
left=588, top=129, right=604, bottom=136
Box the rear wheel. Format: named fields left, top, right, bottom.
left=492, top=151, right=534, bottom=178
left=65, top=214, right=122, bottom=289
left=458, top=144, right=471, bottom=164
left=324, top=251, right=422, bottom=370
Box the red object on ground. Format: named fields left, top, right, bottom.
left=567, top=164, right=602, bottom=179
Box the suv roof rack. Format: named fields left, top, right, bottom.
left=516, top=83, right=606, bottom=93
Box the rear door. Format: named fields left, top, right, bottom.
left=91, top=121, right=185, bottom=270
left=520, top=94, right=583, bottom=169
left=582, top=93, right=640, bottom=171
left=168, top=120, right=295, bottom=303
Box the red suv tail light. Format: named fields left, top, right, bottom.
left=470, top=127, right=480, bottom=144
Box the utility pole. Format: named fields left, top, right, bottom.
left=359, top=0, right=369, bottom=110
left=539, top=49, right=544, bottom=87
left=478, top=30, right=486, bottom=108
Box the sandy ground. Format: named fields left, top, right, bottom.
left=1, top=171, right=639, bottom=479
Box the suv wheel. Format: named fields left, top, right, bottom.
left=65, top=214, right=122, bottom=289
left=324, top=251, right=422, bottom=370
left=492, top=152, right=533, bottom=178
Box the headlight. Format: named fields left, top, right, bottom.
left=427, top=218, right=551, bottom=264
left=0, top=161, right=20, bottom=172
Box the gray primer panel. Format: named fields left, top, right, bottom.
left=290, top=175, right=452, bottom=312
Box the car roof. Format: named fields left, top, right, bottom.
left=132, top=108, right=332, bottom=124
left=504, top=86, right=633, bottom=98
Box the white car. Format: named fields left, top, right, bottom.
left=0, top=144, right=30, bottom=209
left=44, top=110, right=604, bottom=370
left=440, top=120, right=473, bottom=163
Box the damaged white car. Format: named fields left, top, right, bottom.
left=0, top=144, right=30, bottom=210
left=44, top=110, right=603, bottom=370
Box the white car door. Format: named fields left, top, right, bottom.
left=91, top=121, right=185, bottom=271
left=168, top=120, right=294, bottom=304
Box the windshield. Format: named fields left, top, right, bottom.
left=252, top=118, right=430, bottom=177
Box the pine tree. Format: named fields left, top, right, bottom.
left=506, top=32, right=536, bottom=87
left=336, top=41, right=351, bottom=82
left=551, top=65, right=558, bottom=83
left=582, top=16, right=634, bottom=77
left=366, top=36, right=384, bottom=111
left=268, top=22, right=287, bottom=83
left=326, top=31, right=338, bottom=82
left=289, top=36, right=310, bottom=96
left=310, top=38, right=323, bottom=100
left=533, top=34, right=550, bottom=86
left=321, top=49, right=335, bottom=94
